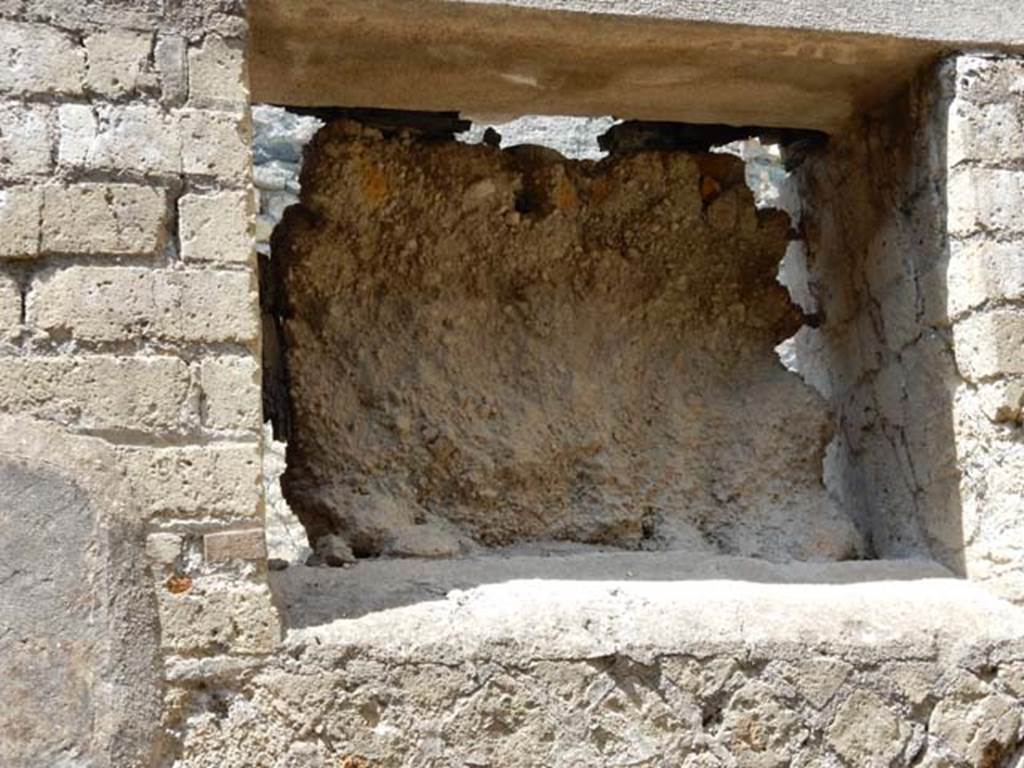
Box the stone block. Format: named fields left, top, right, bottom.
left=977, top=379, right=1024, bottom=423
left=17, top=0, right=162, bottom=31
left=154, top=34, right=188, bottom=105
left=927, top=675, right=1021, bottom=764
left=947, top=99, right=1024, bottom=169
left=200, top=355, right=262, bottom=433
left=166, top=0, right=248, bottom=39
left=157, top=576, right=280, bottom=654
left=84, top=29, right=156, bottom=99
left=0, top=20, right=84, bottom=96
left=120, top=444, right=261, bottom=519
left=953, top=309, right=1024, bottom=380
left=29, top=267, right=257, bottom=345
left=954, top=55, right=1024, bottom=105
left=40, top=184, right=166, bottom=255
left=0, top=102, right=52, bottom=180
left=946, top=240, right=1024, bottom=319
left=0, top=186, right=41, bottom=259
left=826, top=690, right=911, bottom=765
left=179, top=189, right=253, bottom=264
left=188, top=34, right=247, bottom=108
left=0, top=355, right=194, bottom=433
left=58, top=104, right=181, bottom=176
left=146, top=532, right=184, bottom=565
left=179, top=109, right=250, bottom=182
left=204, top=528, right=266, bottom=562
left=948, top=167, right=1024, bottom=237
left=0, top=271, right=19, bottom=336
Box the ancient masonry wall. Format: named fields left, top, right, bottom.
left=2, top=0, right=1024, bottom=763
left=0, top=3, right=276, bottom=765
left=796, top=54, right=1024, bottom=602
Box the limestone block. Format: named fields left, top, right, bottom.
left=41, top=184, right=166, bottom=255
left=1000, top=663, right=1024, bottom=699
left=0, top=20, right=84, bottom=96
left=947, top=99, right=1024, bottom=169
left=881, top=662, right=943, bottom=707
left=0, top=356, right=194, bottom=433
left=0, top=271, right=19, bottom=336
left=826, top=690, right=911, bottom=766
left=948, top=167, right=1024, bottom=237
left=0, top=102, right=52, bottom=180
left=146, top=532, right=185, bottom=565
left=120, top=444, right=261, bottom=519
left=28, top=267, right=257, bottom=345
left=17, top=0, right=163, bottom=31
left=199, top=355, right=262, bottom=433
left=154, top=34, right=188, bottom=105
left=166, top=0, right=248, bottom=39
left=157, top=576, right=280, bottom=654
left=204, top=528, right=266, bottom=562
left=977, top=379, right=1024, bottom=422
left=188, top=35, right=247, bottom=108
left=927, top=674, right=1021, bottom=764
left=954, top=55, right=1024, bottom=105
left=84, top=29, right=156, bottom=98
left=969, top=443, right=1024, bottom=540
left=179, top=109, right=250, bottom=182
left=946, top=240, right=1024, bottom=319
left=773, top=657, right=852, bottom=709
left=0, top=186, right=41, bottom=259
left=719, top=680, right=804, bottom=765
left=179, top=189, right=253, bottom=264
left=58, top=104, right=181, bottom=176
left=953, top=309, right=1024, bottom=380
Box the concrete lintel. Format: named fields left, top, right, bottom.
left=249, top=0, right=1020, bottom=131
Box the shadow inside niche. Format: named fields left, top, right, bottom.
left=790, top=62, right=965, bottom=580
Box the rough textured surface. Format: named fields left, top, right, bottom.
left=170, top=559, right=1024, bottom=767
left=461, top=115, right=617, bottom=160
left=1, top=460, right=105, bottom=766
left=0, top=2, right=274, bottom=764
left=792, top=54, right=1024, bottom=602
left=3, top=0, right=1024, bottom=763
left=0, top=416, right=167, bottom=768
left=276, top=121, right=861, bottom=561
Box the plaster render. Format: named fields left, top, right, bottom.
left=274, top=120, right=861, bottom=562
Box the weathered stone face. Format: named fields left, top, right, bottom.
left=0, top=460, right=101, bottom=767
left=276, top=121, right=862, bottom=561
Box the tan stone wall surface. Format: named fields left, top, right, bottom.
left=0, top=2, right=276, bottom=766
left=1, top=0, right=1023, bottom=763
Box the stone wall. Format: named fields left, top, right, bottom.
left=794, top=54, right=1024, bottom=602
left=1, top=0, right=1024, bottom=763
left=0, top=3, right=277, bottom=765
left=173, top=555, right=1024, bottom=767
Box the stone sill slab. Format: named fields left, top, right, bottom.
left=271, top=551, right=1024, bottom=665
